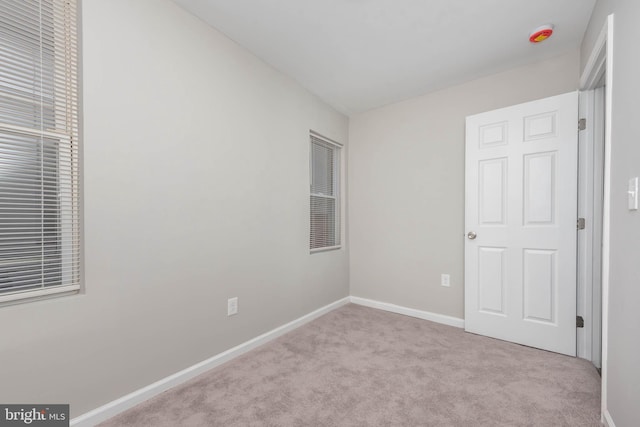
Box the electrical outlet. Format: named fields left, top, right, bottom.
left=628, top=177, right=638, bottom=210
left=227, top=297, right=238, bottom=316
left=441, top=274, right=450, bottom=287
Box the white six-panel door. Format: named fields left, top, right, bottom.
left=464, top=92, right=578, bottom=356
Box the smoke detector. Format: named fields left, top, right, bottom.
left=529, top=24, right=554, bottom=43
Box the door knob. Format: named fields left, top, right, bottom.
left=467, top=231, right=477, bottom=240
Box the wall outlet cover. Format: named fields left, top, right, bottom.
left=227, top=297, right=238, bottom=316
left=441, top=274, right=451, bottom=287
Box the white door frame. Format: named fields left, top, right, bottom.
left=579, top=13, right=614, bottom=425
left=577, top=88, right=604, bottom=367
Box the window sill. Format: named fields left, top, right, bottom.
left=310, top=245, right=342, bottom=254
left=0, top=284, right=81, bottom=307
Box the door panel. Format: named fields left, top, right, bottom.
left=478, top=247, right=506, bottom=315
left=465, top=92, right=578, bottom=356
left=523, top=249, right=556, bottom=323
left=524, top=152, right=556, bottom=224
left=479, top=158, right=507, bottom=225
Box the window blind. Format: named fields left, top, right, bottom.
left=310, top=134, right=340, bottom=251
left=0, top=0, right=80, bottom=302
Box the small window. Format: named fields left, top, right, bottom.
left=310, top=133, right=341, bottom=251
left=0, top=0, right=81, bottom=304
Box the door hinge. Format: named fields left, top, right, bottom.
left=577, top=316, right=584, bottom=328
left=578, top=118, right=587, bottom=131
left=577, top=218, right=586, bottom=230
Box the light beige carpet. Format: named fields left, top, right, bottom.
left=99, top=304, right=601, bottom=426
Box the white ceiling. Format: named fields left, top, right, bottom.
left=173, top=0, right=596, bottom=115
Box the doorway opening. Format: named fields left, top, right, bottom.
left=577, top=14, right=612, bottom=375
left=577, top=13, right=614, bottom=424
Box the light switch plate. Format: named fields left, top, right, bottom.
left=628, top=177, right=638, bottom=211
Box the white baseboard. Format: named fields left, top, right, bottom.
left=70, top=296, right=350, bottom=427
left=603, top=409, right=616, bottom=427
left=349, top=296, right=465, bottom=329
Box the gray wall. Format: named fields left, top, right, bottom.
left=348, top=51, right=580, bottom=319
left=0, top=0, right=349, bottom=417
left=582, top=1, right=640, bottom=425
